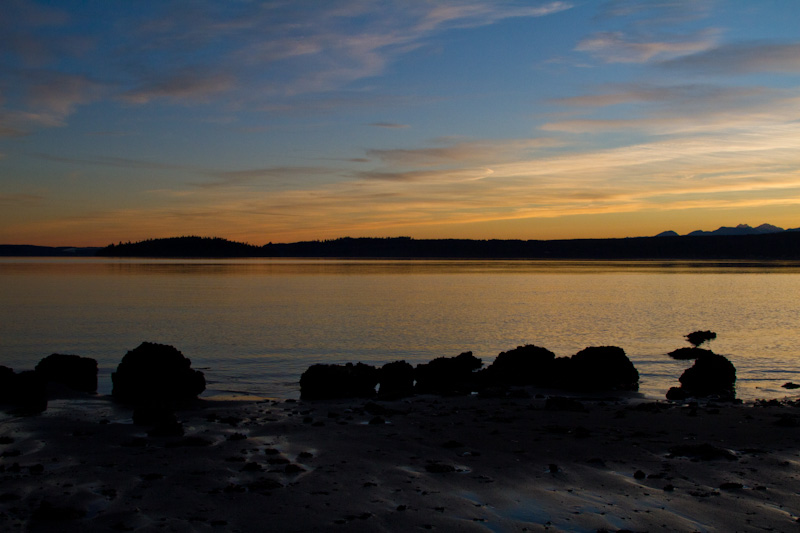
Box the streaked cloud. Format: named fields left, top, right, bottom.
left=120, top=70, right=236, bottom=105
left=369, top=122, right=410, bottom=129
left=542, top=90, right=800, bottom=134
left=0, top=193, right=44, bottom=206
left=576, top=29, right=717, bottom=63
left=660, top=42, right=800, bottom=74
left=551, top=84, right=765, bottom=108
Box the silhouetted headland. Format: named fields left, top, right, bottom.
left=89, top=230, right=800, bottom=260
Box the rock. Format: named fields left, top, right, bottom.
left=35, top=353, right=98, bottom=393
left=299, top=362, right=378, bottom=400
left=563, top=346, right=639, bottom=391
left=668, top=443, right=737, bottom=461
left=667, top=347, right=714, bottom=360
left=378, top=360, right=414, bottom=399
left=414, top=351, right=482, bottom=395
left=111, top=342, right=206, bottom=405
left=686, top=330, right=716, bottom=347
left=3, top=370, right=48, bottom=414
left=0, top=365, right=16, bottom=404
left=425, top=463, right=456, bottom=473
left=482, top=345, right=556, bottom=386
left=782, top=382, right=800, bottom=389
left=678, top=352, right=736, bottom=399
left=666, top=387, right=688, bottom=401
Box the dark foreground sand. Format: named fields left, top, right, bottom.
left=1, top=392, right=799, bottom=532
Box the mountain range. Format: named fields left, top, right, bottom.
left=655, top=223, right=799, bottom=237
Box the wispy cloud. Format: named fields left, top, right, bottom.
left=551, top=83, right=765, bottom=108
left=197, top=166, right=338, bottom=189
left=541, top=90, right=800, bottom=134
left=367, top=138, right=561, bottom=166
left=34, top=153, right=187, bottom=171
left=660, top=42, right=800, bottom=74
left=1, top=1, right=574, bottom=134
left=120, top=69, right=236, bottom=104
left=0, top=71, right=104, bottom=135
left=576, top=29, right=717, bottom=63
left=369, top=122, right=410, bottom=129
left=0, top=193, right=44, bottom=206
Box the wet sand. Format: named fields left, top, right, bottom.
left=1, top=392, right=799, bottom=532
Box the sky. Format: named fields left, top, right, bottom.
left=2, top=0, right=800, bottom=246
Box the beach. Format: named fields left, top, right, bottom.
left=1, top=391, right=799, bottom=532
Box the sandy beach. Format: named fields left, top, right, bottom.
left=1, top=391, right=799, bottom=532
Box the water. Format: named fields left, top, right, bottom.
left=2, top=258, right=800, bottom=402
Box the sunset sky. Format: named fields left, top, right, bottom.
left=2, top=0, right=800, bottom=246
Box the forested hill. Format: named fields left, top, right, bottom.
left=94, top=233, right=800, bottom=260
left=97, top=237, right=262, bottom=257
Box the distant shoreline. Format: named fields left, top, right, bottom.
left=3, top=232, right=800, bottom=260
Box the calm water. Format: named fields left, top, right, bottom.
left=2, top=258, right=800, bottom=402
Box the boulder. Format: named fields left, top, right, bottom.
left=668, top=347, right=714, bottom=360
left=677, top=352, right=736, bottom=399
left=7, top=370, right=47, bottom=414
left=299, top=362, right=378, bottom=400
left=35, top=353, right=98, bottom=393
left=482, top=345, right=556, bottom=386
left=378, top=360, right=414, bottom=399
left=686, top=330, right=716, bottom=347
left=414, top=351, right=482, bottom=395
left=0, top=365, right=15, bottom=403
left=561, top=346, right=639, bottom=391
left=111, top=342, right=206, bottom=404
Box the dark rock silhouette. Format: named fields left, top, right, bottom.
left=667, top=351, right=736, bottom=400
left=0, top=365, right=15, bottom=403
left=35, top=353, right=98, bottom=393
left=665, top=386, right=688, bottom=401
left=8, top=371, right=47, bottom=414
left=377, top=360, right=414, bottom=399
left=482, top=345, right=556, bottom=386
left=414, top=352, right=482, bottom=395
left=299, top=362, right=379, bottom=400
left=111, top=342, right=206, bottom=404
left=564, top=346, right=640, bottom=391
left=679, top=352, right=736, bottom=398
left=685, top=330, right=716, bottom=347
left=668, top=347, right=714, bottom=360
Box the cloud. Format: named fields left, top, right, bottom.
left=0, top=193, right=44, bottom=206
left=120, top=69, right=236, bottom=104
left=542, top=87, right=799, bottom=134
left=415, top=1, right=572, bottom=32
left=24, top=71, right=105, bottom=116
left=575, top=29, right=717, bottom=63
left=367, top=138, right=561, bottom=166
left=34, top=153, right=186, bottom=171
left=197, top=166, right=337, bottom=188
left=369, top=122, right=410, bottom=129
left=594, top=0, right=713, bottom=24
left=0, top=72, right=104, bottom=135
left=660, top=42, right=800, bottom=74
left=551, top=84, right=765, bottom=108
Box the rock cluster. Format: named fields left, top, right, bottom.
left=0, top=354, right=98, bottom=414
left=666, top=331, right=737, bottom=401
left=299, top=344, right=640, bottom=400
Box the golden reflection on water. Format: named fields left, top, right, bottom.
left=2, top=258, right=800, bottom=400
